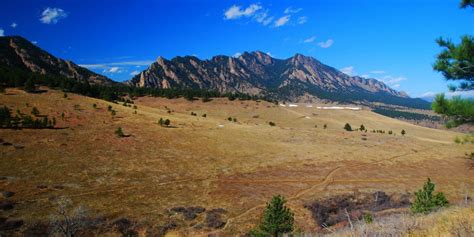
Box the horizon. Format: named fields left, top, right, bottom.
left=1, top=0, right=473, bottom=99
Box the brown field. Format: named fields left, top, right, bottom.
left=0, top=88, right=473, bottom=236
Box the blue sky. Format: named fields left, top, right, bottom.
left=1, top=0, right=473, bottom=98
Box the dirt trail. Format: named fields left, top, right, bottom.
left=203, top=147, right=431, bottom=235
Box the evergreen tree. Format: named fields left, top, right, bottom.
left=360, top=124, right=365, bottom=131
left=431, top=1, right=474, bottom=126
left=401, top=129, right=406, bottom=136
left=31, top=107, right=40, bottom=116
left=344, top=123, right=352, bottom=131
left=411, top=178, right=448, bottom=214
left=115, top=127, right=125, bottom=137
left=251, top=195, right=294, bottom=237
left=24, top=78, right=36, bottom=92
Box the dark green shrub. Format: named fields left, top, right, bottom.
left=411, top=178, right=448, bottom=214
left=344, top=123, right=352, bottom=131
left=251, top=195, right=294, bottom=237
left=115, top=127, right=125, bottom=137
left=31, top=107, right=40, bottom=116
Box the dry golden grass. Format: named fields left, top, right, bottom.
left=0, top=88, right=473, bottom=235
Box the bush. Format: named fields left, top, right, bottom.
left=360, top=124, right=365, bottom=131
left=31, top=107, right=40, bottom=116
left=388, top=130, right=393, bottom=135
left=411, top=178, right=448, bottom=214
left=323, top=124, right=327, bottom=129
left=454, top=136, right=461, bottom=144
left=92, top=104, right=97, bottom=109
left=344, top=123, right=352, bottom=131
left=363, top=213, right=373, bottom=224
left=251, top=195, right=294, bottom=236
left=269, top=121, right=276, bottom=126
left=401, top=129, right=406, bottom=136
left=115, top=127, right=125, bottom=137
left=159, top=118, right=170, bottom=127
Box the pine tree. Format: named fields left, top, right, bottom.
left=252, top=195, right=294, bottom=236
left=411, top=178, right=448, bottom=214
left=24, top=78, right=36, bottom=93
left=115, top=127, right=125, bottom=137
left=31, top=107, right=40, bottom=116
left=360, top=124, right=365, bottom=131
left=344, top=123, right=352, bottom=131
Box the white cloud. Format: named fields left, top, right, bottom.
left=284, top=7, right=303, bottom=14
left=318, top=39, right=334, bottom=48
left=79, top=60, right=154, bottom=69
left=233, top=52, right=242, bottom=57
left=255, top=11, right=274, bottom=26
left=40, top=8, right=68, bottom=24
left=392, top=84, right=400, bottom=88
left=360, top=74, right=370, bottom=78
left=369, top=70, right=385, bottom=74
left=297, top=16, right=307, bottom=24
left=130, top=70, right=140, bottom=76
left=266, top=52, right=273, bottom=57
left=303, top=36, right=316, bottom=43
left=0, top=29, right=4, bottom=37
left=340, top=66, right=355, bottom=76
left=107, top=67, right=121, bottom=73
left=274, top=15, right=290, bottom=27
left=224, top=4, right=262, bottom=20
left=11, top=22, right=17, bottom=28
left=379, top=75, right=407, bottom=85
left=32, top=41, right=38, bottom=44
left=419, top=90, right=474, bottom=99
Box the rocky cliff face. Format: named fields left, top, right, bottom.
left=0, top=36, right=114, bottom=85
left=127, top=51, right=410, bottom=103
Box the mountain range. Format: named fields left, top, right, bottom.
left=0, top=36, right=429, bottom=108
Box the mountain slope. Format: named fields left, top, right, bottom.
left=0, top=36, right=114, bottom=85
left=127, top=51, right=428, bottom=108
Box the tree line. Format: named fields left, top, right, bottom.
left=0, top=66, right=272, bottom=103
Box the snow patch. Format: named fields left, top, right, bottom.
left=316, top=106, right=361, bottom=110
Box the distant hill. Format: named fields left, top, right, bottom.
left=0, top=36, right=114, bottom=85
left=128, top=51, right=430, bottom=109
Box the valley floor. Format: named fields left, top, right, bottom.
left=0, top=88, right=473, bottom=236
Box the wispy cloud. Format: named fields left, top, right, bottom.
left=284, top=7, right=303, bottom=14
left=274, top=15, right=290, bottom=27
left=419, top=90, right=474, bottom=99
left=369, top=70, right=385, bottom=74
left=224, top=4, right=262, bottom=20
left=32, top=41, right=38, bottom=44
left=223, top=4, right=305, bottom=28
left=11, top=22, right=17, bottom=28
left=302, top=36, right=316, bottom=43
left=297, top=16, right=307, bottom=24
left=254, top=11, right=274, bottom=26
left=130, top=70, right=141, bottom=76
left=379, top=75, right=407, bottom=85
left=79, top=60, right=154, bottom=69
left=40, top=7, right=68, bottom=24
left=105, top=67, right=121, bottom=74
left=0, top=29, right=4, bottom=37
left=318, top=39, right=334, bottom=48
left=340, top=66, right=355, bottom=76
